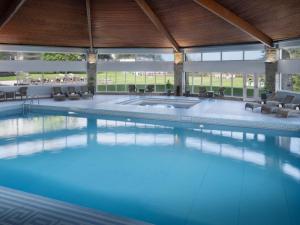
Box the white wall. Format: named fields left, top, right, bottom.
left=0, top=60, right=86, bottom=72
left=278, top=60, right=300, bottom=74
left=184, top=60, right=265, bottom=73
left=97, top=61, right=173, bottom=72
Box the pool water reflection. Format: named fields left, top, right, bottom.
left=0, top=112, right=300, bottom=225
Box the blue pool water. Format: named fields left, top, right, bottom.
left=0, top=111, right=300, bottom=225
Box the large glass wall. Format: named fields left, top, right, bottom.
left=186, top=72, right=264, bottom=97
left=97, top=72, right=174, bottom=93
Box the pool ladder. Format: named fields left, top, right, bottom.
left=22, top=97, right=39, bottom=115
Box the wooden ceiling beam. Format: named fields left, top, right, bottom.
left=192, top=0, right=273, bottom=47
left=85, top=0, right=94, bottom=50
left=134, top=0, right=180, bottom=52
left=0, top=0, right=27, bottom=30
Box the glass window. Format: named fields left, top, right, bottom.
left=106, top=72, right=117, bottom=92
left=222, top=73, right=233, bottom=96
left=0, top=52, right=42, bottom=60
left=42, top=53, right=85, bottom=61
left=282, top=48, right=300, bottom=60
left=202, top=52, right=221, bottom=61
left=97, top=72, right=106, bottom=92
left=202, top=73, right=211, bottom=90
left=166, top=73, right=174, bottom=91
left=0, top=52, right=16, bottom=60
left=244, top=50, right=265, bottom=60
left=211, top=73, right=221, bottom=92
left=136, top=54, right=173, bottom=62
left=232, top=74, right=243, bottom=96
left=116, top=72, right=126, bottom=92
left=193, top=74, right=202, bottom=93
left=186, top=53, right=202, bottom=61
left=155, top=72, right=167, bottom=92
left=246, top=74, right=254, bottom=98
left=258, top=74, right=266, bottom=95
left=282, top=74, right=300, bottom=92
left=222, top=51, right=243, bottom=61
left=145, top=72, right=155, bottom=89
left=292, top=74, right=300, bottom=92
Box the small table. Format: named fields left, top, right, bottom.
left=207, top=91, right=214, bottom=98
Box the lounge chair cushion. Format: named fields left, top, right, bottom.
left=284, top=103, right=299, bottom=110
left=245, top=102, right=261, bottom=111
left=261, top=104, right=280, bottom=114
left=277, top=108, right=300, bottom=118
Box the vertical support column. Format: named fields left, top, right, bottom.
left=174, top=51, right=184, bottom=96
left=265, top=47, right=279, bottom=93
left=87, top=49, right=97, bottom=94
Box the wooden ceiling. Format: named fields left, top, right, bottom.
left=0, top=0, right=300, bottom=49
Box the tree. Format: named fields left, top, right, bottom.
left=42, top=53, right=85, bottom=61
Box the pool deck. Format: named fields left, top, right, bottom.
left=0, top=95, right=300, bottom=131
left=0, top=186, right=152, bottom=225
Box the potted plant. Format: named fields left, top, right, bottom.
left=166, top=79, right=172, bottom=96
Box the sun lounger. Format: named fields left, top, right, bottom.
left=276, top=106, right=300, bottom=118
left=214, top=87, right=225, bottom=98
left=128, top=85, right=136, bottom=93
left=67, top=87, right=80, bottom=100
left=245, top=102, right=262, bottom=111
left=80, top=86, right=93, bottom=99
left=52, top=87, right=66, bottom=101
left=199, top=87, right=207, bottom=98
left=261, top=95, right=295, bottom=114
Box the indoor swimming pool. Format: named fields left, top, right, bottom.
left=0, top=110, right=299, bottom=225
left=119, top=97, right=201, bottom=109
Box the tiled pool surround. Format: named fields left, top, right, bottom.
left=0, top=95, right=299, bottom=131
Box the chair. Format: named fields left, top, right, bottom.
left=284, top=99, right=300, bottom=110
left=67, top=86, right=80, bottom=100
left=146, top=85, right=154, bottom=94
left=184, top=90, right=191, bottom=97
left=15, top=87, right=28, bottom=100
left=199, top=87, right=207, bottom=98
left=0, top=91, right=5, bottom=102
left=215, top=87, right=225, bottom=98
left=80, top=86, right=93, bottom=99
left=276, top=105, right=300, bottom=118
left=52, top=86, right=66, bottom=101
left=128, top=85, right=136, bottom=93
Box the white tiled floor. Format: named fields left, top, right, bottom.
left=1, top=95, right=300, bottom=131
